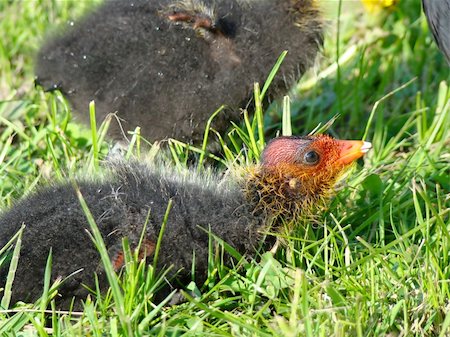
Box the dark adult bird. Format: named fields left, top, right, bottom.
left=0, top=135, right=371, bottom=309
left=35, top=0, right=322, bottom=143
left=422, top=0, right=450, bottom=64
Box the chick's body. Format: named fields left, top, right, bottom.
left=36, top=0, right=322, bottom=142
left=0, top=163, right=264, bottom=308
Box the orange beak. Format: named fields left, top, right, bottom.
left=335, top=140, right=372, bottom=165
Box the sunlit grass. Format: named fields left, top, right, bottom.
left=0, top=0, right=449, bottom=336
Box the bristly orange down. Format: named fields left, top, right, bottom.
left=243, top=135, right=371, bottom=228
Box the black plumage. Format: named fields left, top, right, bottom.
left=0, top=135, right=371, bottom=308
left=0, top=163, right=265, bottom=309
left=422, top=0, right=450, bottom=64
left=35, top=0, right=322, bottom=143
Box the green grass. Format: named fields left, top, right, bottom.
left=0, top=0, right=449, bottom=336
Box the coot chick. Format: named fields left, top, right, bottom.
left=0, top=135, right=371, bottom=308
left=35, top=0, right=322, bottom=143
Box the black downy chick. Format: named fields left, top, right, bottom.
left=0, top=135, right=371, bottom=309
left=35, top=0, right=322, bottom=143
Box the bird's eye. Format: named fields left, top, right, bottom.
left=303, top=151, right=320, bottom=165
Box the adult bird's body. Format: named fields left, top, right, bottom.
left=35, top=0, right=322, bottom=143
left=0, top=135, right=371, bottom=309
left=422, top=0, right=450, bottom=64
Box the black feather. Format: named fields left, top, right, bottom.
left=0, top=162, right=266, bottom=308
left=35, top=0, right=322, bottom=143
left=422, top=0, right=450, bottom=64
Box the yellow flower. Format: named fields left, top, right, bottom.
left=361, top=0, right=398, bottom=13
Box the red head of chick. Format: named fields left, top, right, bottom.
left=245, top=135, right=372, bottom=225
left=0, top=135, right=370, bottom=309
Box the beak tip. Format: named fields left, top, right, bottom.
left=361, top=141, right=372, bottom=153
